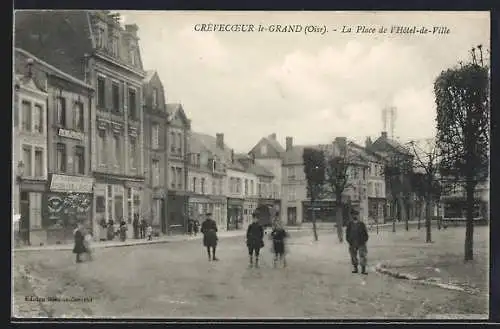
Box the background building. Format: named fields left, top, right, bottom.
left=142, top=70, right=168, bottom=233
left=248, top=133, right=284, bottom=221
left=165, top=103, right=191, bottom=234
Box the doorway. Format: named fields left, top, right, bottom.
left=19, top=191, right=30, bottom=245
left=287, top=207, right=297, bottom=226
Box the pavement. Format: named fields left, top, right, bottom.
left=12, top=225, right=489, bottom=319
left=14, top=220, right=420, bottom=252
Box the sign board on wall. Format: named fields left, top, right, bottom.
left=50, top=174, right=94, bottom=193
left=58, top=128, right=84, bottom=141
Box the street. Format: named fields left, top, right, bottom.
left=13, top=226, right=488, bottom=319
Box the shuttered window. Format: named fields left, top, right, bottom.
left=97, top=77, right=106, bottom=109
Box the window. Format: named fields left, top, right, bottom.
left=201, top=178, right=205, bottom=194
left=176, top=168, right=182, bottom=189
left=152, top=160, right=160, bottom=187
left=258, top=183, right=262, bottom=197
left=261, top=144, right=267, bottom=155
left=22, top=101, right=31, bottom=131
left=112, top=82, right=120, bottom=112
left=368, top=182, right=373, bottom=197
left=170, top=132, right=176, bottom=153
left=128, top=88, right=137, bottom=119
left=197, top=154, right=201, bottom=167
left=56, top=143, right=66, bottom=172
left=287, top=166, right=295, bottom=180
left=110, top=34, right=119, bottom=57
left=55, top=97, right=66, bottom=126
left=114, top=135, right=121, bottom=166
left=288, top=187, right=296, bottom=201
left=96, top=26, right=106, bottom=48
left=130, top=138, right=137, bottom=169
left=218, top=179, right=223, bottom=195
left=212, top=179, right=216, bottom=195
left=244, top=179, right=248, bottom=196
left=250, top=181, right=254, bottom=196
left=22, top=146, right=32, bottom=177
left=236, top=178, right=241, bottom=193
left=152, top=124, right=159, bottom=149
left=129, top=47, right=136, bottom=66
left=192, top=177, right=197, bottom=192
left=74, top=102, right=84, bottom=131
left=34, top=149, right=43, bottom=177
left=97, top=77, right=106, bottom=109
left=34, top=104, right=43, bottom=133
left=177, top=133, right=183, bottom=154
left=171, top=167, right=176, bottom=188
left=375, top=183, right=381, bottom=198
left=75, top=146, right=85, bottom=175
left=152, top=88, right=158, bottom=107
left=98, top=130, right=106, bottom=165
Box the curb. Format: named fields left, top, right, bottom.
left=14, top=233, right=246, bottom=253
left=374, top=263, right=484, bottom=295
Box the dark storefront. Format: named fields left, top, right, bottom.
left=166, top=191, right=189, bottom=234
left=302, top=200, right=354, bottom=224
left=227, top=198, right=244, bottom=230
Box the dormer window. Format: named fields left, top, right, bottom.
left=152, top=88, right=158, bottom=108
left=96, top=24, right=107, bottom=49
left=110, top=33, right=119, bottom=57
left=129, top=46, right=137, bottom=66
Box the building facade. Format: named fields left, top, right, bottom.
left=13, top=55, right=49, bottom=246
left=187, top=132, right=228, bottom=230
left=165, top=103, right=191, bottom=234
left=14, top=11, right=146, bottom=239
left=248, top=133, right=284, bottom=221
left=142, top=71, right=168, bottom=233
left=226, top=159, right=257, bottom=230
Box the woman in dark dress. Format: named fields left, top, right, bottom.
left=201, top=213, right=219, bottom=261
left=73, top=222, right=87, bottom=263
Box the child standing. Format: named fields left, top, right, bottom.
left=271, top=221, right=288, bottom=268
left=146, top=224, right=153, bottom=241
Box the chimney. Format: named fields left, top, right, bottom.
left=365, top=137, right=372, bottom=148
left=381, top=131, right=388, bottom=139
left=270, top=133, right=277, bottom=140
left=231, top=149, right=235, bottom=164
left=125, top=24, right=139, bottom=37
left=216, top=133, right=224, bottom=149
left=286, top=137, right=293, bottom=151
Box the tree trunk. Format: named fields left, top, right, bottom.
left=392, top=199, right=397, bottom=233
left=405, top=198, right=410, bottom=231
left=436, top=199, right=441, bottom=230
left=336, top=201, right=344, bottom=243
left=311, top=200, right=318, bottom=242
left=464, top=180, right=475, bottom=261
left=417, top=199, right=422, bottom=230
left=425, top=197, right=432, bottom=243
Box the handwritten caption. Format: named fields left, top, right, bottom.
left=25, top=295, right=94, bottom=303
left=193, top=24, right=451, bottom=36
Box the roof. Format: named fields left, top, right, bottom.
left=166, top=103, right=182, bottom=116
left=190, top=132, right=240, bottom=169
left=283, top=145, right=318, bottom=166
left=14, top=11, right=94, bottom=81
left=265, top=136, right=286, bottom=154
left=348, top=142, right=384, bottom=163
left=235, top=155, right=275, bottom=178
left=143, top=70, right=156, bottom=83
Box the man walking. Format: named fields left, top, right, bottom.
left=345, top=209, right=369, bottom=275
left=201, top=213, right=219, bottom=261
left=246, top=212, right=264, bottom=268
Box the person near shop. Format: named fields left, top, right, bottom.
left=201, top=213, right=219, bottom=261
left=146, top=223, right=153, bottom=241
left=107, top=220, right=115, bottom=241
left=345, top=209, right=369, bottom=275
left=119, top=219, right=128, bottom=242
left=140, top=219, right=147, bottom=239
left=193, top=219, right=200, bottom=236
left=73, top=222, right=87, bottom=263
left=133, top=214, right=140, bottom=239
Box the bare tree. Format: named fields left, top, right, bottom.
left=303, top=148, right=326, bottom=241
left=407, top=139, right=441, bottom=243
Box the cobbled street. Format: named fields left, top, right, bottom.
left=13, top=226, right=489, bottom=319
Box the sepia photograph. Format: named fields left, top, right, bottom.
left=12, top=10, right=490, bottom=320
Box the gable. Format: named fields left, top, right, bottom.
left=249, top=138, right=281, bottom=159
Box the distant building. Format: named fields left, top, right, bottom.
left=165, top=103, right=191, bottom=234
left=187, top=132, right=228, bottom=230
left=142, top=70, right=168, bottom=233
left=248, top=133, right=284, bottom=221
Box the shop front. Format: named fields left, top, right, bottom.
left=227, top=198, right=244, bottom=230
left=93, top=178, right=142, bottom=240
left=18, top=179, right=47, bottom=246
left=166, top=191, right=189, bottom=235
left=368, top=197, right=385, bottom=224
left=39, top=174, right=94, bottom=245
left=188, top=195, right=227, bottom=231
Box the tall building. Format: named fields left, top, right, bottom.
left=142, top=70, right=168, bottom=233
left=165, top=103, right=191, bottom=234
left=15, top=11, right=147, bottom=238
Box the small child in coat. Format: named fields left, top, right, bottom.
left=270, top=221, right=288, bottom=268
left=146, top=224, right=153, bottom=241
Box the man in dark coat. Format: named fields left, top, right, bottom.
left=201, top=213, right=219, bottom=261
left=133, top=214, right=139, bottom=239
left=73, top=222, right=87, bottom=263
left=345, top=209, right=369, bottom=275
left=246, top=212, right=264, bottom=268
left=140, top=219, right=146, bottom=239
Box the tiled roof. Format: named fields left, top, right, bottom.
left=265, top=136, right=286, bottom=154
left=14, top=11, right=94, bottom=81
left=283, top=145, right=319, bottom=165
left=235, top=155, right=274, bottom=178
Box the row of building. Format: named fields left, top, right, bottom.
left=13, top=11, right=488, bottom=246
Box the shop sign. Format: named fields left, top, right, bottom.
left=50, top=174, right=94, bottom=193
left=58, top=128, right=85, bottom=141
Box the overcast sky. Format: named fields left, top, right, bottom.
left=120, top=11, right=489, bottom=153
